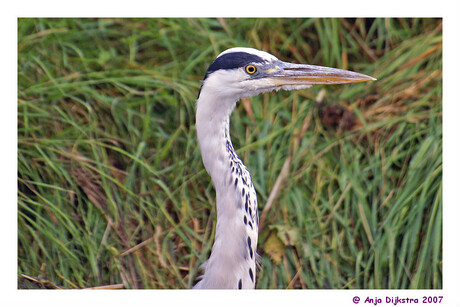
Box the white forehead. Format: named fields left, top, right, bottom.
left=217, top=47, right=279, bottom=62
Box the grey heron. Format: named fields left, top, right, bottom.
left=194, top=47, right=375, bottom=289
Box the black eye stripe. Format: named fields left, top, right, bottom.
left=204, top=52, right=265, bottom=79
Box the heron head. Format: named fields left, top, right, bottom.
left=199, top=47, right=375, bottom=100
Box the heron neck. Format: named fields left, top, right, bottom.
left=195, top=91, right=258, bottom=289
left=196, top=93, right=237, bottom=187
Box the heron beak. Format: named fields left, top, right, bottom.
left=267, top=62, right=376, bottom=86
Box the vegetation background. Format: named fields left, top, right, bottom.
left=18, top=18, right=442, bottom=289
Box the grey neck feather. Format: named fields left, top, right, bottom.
left=194, top=87, right=259, bottom=289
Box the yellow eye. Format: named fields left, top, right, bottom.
left=245, top=64, right=257, bottom=74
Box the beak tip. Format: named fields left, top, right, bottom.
left=357, top=74, right=376, bottom=83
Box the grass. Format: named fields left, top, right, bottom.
left=18, top=18, right=442, bottom=289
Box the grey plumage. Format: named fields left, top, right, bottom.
left=193, top=47, right=375, bottom=289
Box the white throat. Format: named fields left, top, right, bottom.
left=194, top=83, right=259, bottom=289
